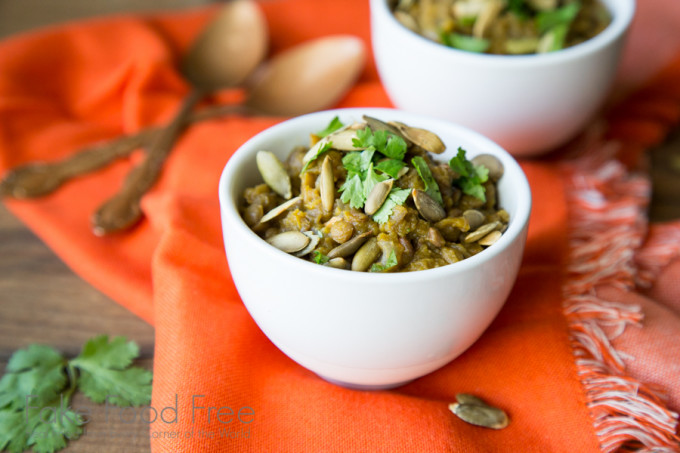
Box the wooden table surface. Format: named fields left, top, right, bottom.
left=1, top=2, right=679, bottom=452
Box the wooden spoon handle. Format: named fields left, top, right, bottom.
left=91, top=90, right=204, bottom=236
left=0, top=131, right=153, bottom=199
left=0, top=104, right=241, bottom=200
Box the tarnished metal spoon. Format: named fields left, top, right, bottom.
left=90, top=0, right=268, bottom=235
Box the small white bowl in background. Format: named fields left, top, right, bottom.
left=218, top=108, right=531, bottom=389
left=370, top=0, right=635, bottom=157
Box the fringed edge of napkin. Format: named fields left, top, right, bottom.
left=560, top=58, right=680, bottom=452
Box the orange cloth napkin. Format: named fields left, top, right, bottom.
left=1, top=1, right=679, bottom=452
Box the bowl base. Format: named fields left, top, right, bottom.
left=317, top=374, right=413, bottom=391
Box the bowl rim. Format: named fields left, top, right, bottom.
left=370, top=0, right=635, bottom=67
left=218, top=107, right=532, bottom=284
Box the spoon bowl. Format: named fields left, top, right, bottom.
left=245, top=35, right=366, bottom=116
left=183, top=0, right=268, bottom=91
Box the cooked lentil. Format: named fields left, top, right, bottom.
left=240, top=116, right=510, bottom=272
left=389, top=0, right=611, bottom=55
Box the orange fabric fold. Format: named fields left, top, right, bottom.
left=1, top=1, right=679, bottom=452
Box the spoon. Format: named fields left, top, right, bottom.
left=0, top=36, right=366, bottom=215
left=90, top=0, right=268, bottom=236
left=245, top=35, right=365, bottom=116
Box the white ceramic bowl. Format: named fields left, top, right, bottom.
left=370, top=0, right=635, bottom=157
left=218, top=108, right=531, bottom=389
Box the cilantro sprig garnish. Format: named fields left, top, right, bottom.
left=352, top=128, right=408, bottom=160
left=449, top=148, right=489, bottom=202
left=339, top=127, right=409, bottom=223
left=372, top=188, right=411, bottom=224
left=312, top=250, right=330, bottom=264
left=441, top=32, right=490, bottom=53
left=300, top=141, right=332, bottom=174
left=316, top=116, right=344, bottom=138
left=0, top=336, right=152, bottom=453
left=412, top=156, right=443, bottom=205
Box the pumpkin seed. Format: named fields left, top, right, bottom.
left=320, top=155, right=335, bottom=212
left=473, top=0, right=504, bottom=39
left=463, top=221, right=500, bottom=243
left=363, top=115, right=411, bottom=144
left=266, top=231, right=310, bottom=253
left=351, top=237, right=381, bottom=272
left=456, top=393, right=490, bottom=406
left=364, top=179, right=394, bottom=216
left=394, top=10, right=420, bottom=32
left=326, top=257, right=349, bottom=269
left=301, top=126, right=361, bottom=166
left=294, top=231, right=321, bottom=257
left=390, top=121, right=446, bottom=154
left=327, top=231, right=372, bottom=259
left=471, top=154, right=504, bottom=181
left=449, top=402, right=509, bottom=429
left=462, top=209, right=485, bottom=230
left=259, top=196, right=302, bottom=224
left=327, top=129, right=363, bottom=151
left=256, top=150, right=292, bottom=199
left=413, top=189, right=446, bottom=222
left=478, top=230, right=502, bottom=246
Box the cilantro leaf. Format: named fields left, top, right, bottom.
left=352, top=128, right=387, bottom=151
left=74, top=335, right=139, bottom=369
left=76, top=367, right=152, bottom=407
left=374, top=159, right=405, bottom=179
left=300, top=140, right=332, bottom=174
left=339, top=149, right=379, bottom=209
left=362, top=163, right=389, bottom=200
left=0, top=345, right=66, bottom=410
left=352, top=127, right=407, bottom=160
left=340, top=126, right=408, bottom=211
left=359, top=148, right=376, bottom=173
left=1, top=395, right=85, bottom=453
left=537, top=23, right=569, bottom=53
left=312, top=251, right=330, bottom=264
left=442, top=32, right=490, bottom=53
left=0, top=336, right=151, bottom=453
left=411, top=156, right=443, bottom=205
left=316, top=116, right=344, bottom=138
left=536, top=2, right=581, bottom=33
left=340, top=151, right=362, bottom=175
left=372, top=188, right=411, bottom=224
left=449, top=148, right=489, bottom=202
left=370, top=250, right=398, bottom=272
left=25, top=396, right=85, bottom=453
left=382, top=134, right=407, bottom=160
left=508, top=0, right=530, bottom=18
left=339, top=173, right=365, bottom=209
left=0, top=408, right=29, bottom=453
left=70, top=336, right=152, bottom=407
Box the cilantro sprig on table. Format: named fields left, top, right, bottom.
left=449, top=148, right=489, bottom=202
left=0, top=336, right=152, bottom=453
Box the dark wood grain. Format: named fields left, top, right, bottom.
left=0, top=203, right=155, bottom=452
